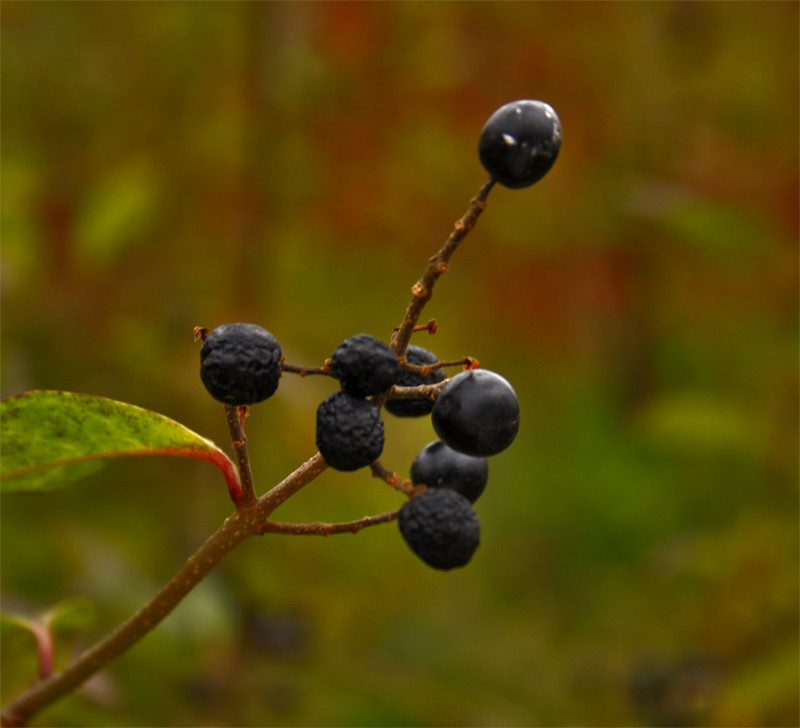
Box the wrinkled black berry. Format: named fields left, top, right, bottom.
left=411, top=440, right=488, bottom=504
left=478, top=99, right=561, bottom=189
left=200, top=323, right=282, bottom=405
left=316, top=391, right=384, bottom=471
left=385, top=345, right=446, bottom=418
left=330, top=334, right=400, bottom=397
left=398, top=488, right=480, bottom=570
left=432, top=369, right=519, bottom=457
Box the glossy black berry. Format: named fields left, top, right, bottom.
left=478, top=99, right=561, bottom=189
left=432, top=369, right=519, bottom=457
left=385, top=345, right=446, bottom=418
left=411, top=440, right=488, bottom=504
left=398, top=488, right=480, bottom=570
left=315, top=391, right=384, bottom=471
left=330, top=334, right=400, bottom=397
left=200, top=323, right=282, bottom=405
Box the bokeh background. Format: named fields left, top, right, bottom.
left=2, top=3, right=798, bottom=726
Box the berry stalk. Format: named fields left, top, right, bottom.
left=225, top=404, right=257, bottom=507
left=258, top=508, right=400, bottom=536
left=390, top=176, right=496, bottom=357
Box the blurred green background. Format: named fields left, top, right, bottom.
left=1, top=2, right=797, bottom=726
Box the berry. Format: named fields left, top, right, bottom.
left=200, top=323, right=282, bottom=405
left=315, top=391, right=384, bottom=471
left=478, top=99, right=561, bottom=189
left=330, top=334, right=400, bottom=397
left=385, top=345, right=446, bottom=418
left=398, top=488, right=480, bottom=570
left=432, top=369, right=519, bottom=457
left=410, top=440, right=488, bottom=504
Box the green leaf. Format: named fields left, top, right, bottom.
left=1, top=597, right=95, bottom=639
left=1, top=390, right=239, bottom=494
left=45, top=596, right=96, bottom=634
left=0, top=612, right=36, bottom=636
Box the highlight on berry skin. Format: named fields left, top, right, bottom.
left=432, top=369, right=520, bottom=457
left=478, top=99, right=562, bottom=189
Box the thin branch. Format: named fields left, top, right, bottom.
left=390, top=176, right=496, bottom=357
left=224, top=404, right=257, bottom=507
left=258, top=508, right=400, bottom=536
left=370, top=461, right=414, bottom=496
left=398, top=356, right=479, bottom=375
left=385, top=381, right=448, bottom=402
left=281, top=362, right=336, bottom=378
left=392, top=319, right=438, bottom=336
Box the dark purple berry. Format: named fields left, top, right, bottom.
left=398, top=488, right=480, bottom=570
left=385, top=345, right=446, bottom=418
left=315, top=391, right=384, bottom=471
left=432, top=369, right=519, bottom=457
left=478, top=99, right=561, bottom=189
left=411, top=440, right=488, bottom=504
left=330, top=334, right=400, bottom=397
left=200, top=323, right=282, bottom=405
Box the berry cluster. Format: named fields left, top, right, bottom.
left=197, top=99, right=560, bottom=572
left=0, top=99, right=564, bottom=727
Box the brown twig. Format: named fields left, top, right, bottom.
left=280, top=362, right=336, bottom=377
left=390, top=176, right=496, bottom=357
left=224, top=404, right=257, bottom=507
left=385, top=381, right=448, bottom=402
left=393, top=319, right=438, bottom=336
left=370, top=460, right=415, bottom=496
left=399, top=356, right=479, bottom=375
left=258, top=508, right=401, bottom=536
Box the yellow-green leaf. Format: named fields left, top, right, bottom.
left=1, top=391, right=240, bottom=497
